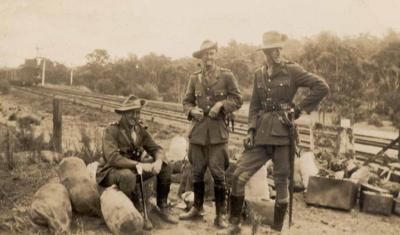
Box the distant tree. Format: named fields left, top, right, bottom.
left=370, top=40, right=400, bottom=129
left=298, top=32, right=368, bottom=122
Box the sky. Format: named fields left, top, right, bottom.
left=1, top=0, right=400, bottom=67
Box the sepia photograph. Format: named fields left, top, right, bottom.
left=0, top=0, right=399, bottom=234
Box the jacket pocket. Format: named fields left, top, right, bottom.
left=270, top=115, right=289, bottom=137
left=187, top=120, right=199, bottom=138
left=214, top=89, right=227, bottom=101
left=218, top=119, right=229, bottom=140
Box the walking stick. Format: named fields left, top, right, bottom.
left=136, top=164, right=152, bottom=230
left=288, top=108, right=296, bottom=228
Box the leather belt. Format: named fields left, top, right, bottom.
left=261, top=102, right=292, bottom=112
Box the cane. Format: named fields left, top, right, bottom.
left=288, top=108, right=296, bottom=228
left=136, top=164, right=152, bottom=230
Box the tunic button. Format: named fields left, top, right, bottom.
left=207, top=105, right=210, bottom=108
left=268, top=79, right=271, bottom=82
left=267, top=88, right=271, bottom=91
left=207, top=96, right=210, bottom=100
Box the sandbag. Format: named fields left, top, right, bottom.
left=167, top=135, right=188, bottom=162
left=294, top=157, right=304, bottom=190
left=101, top=185, right=144, bottom=235
left=86, top=161, right=99, bottom=185
left=58, top=156, right=100, bottom=216
left=350, top=166, right=370, bottom=184
left=30, top=183, right=72, bottom=235
left=299, top=152, right=319, bottom=189
left=245, top=164, right=270, bottom=201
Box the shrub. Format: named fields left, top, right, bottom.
left=95, top=79, right=116, bottom=95
left=135, top=83, right=159, bottom=100
left=0, top=79, right=11, bottom=94
left=367, top=113, right=383, bottom=127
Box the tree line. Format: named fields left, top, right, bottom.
left=1, top=31, right=399, bottom=128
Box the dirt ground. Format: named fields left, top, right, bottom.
left=0, top=87, right=399, bottom=235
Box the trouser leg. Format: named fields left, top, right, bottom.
left=102, top=168, right=137, bottom=198
left=271, top=145, right=290, bottom=231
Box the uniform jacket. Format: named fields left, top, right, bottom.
left=183, top=66, right=243, bottom=145
left=249, top=61, right=329, bottom=146
left=96, top=121, right=165, bottom=184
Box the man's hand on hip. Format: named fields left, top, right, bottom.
left=209, top=101, right=224, bottom=119
left=190, top=107, right=204, bottom=121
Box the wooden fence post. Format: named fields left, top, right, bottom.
left=6, top=127, right=14, bottom=170
left=53, top=98, right=62, bottom=153
left=398, top=129, right=400, bottom=162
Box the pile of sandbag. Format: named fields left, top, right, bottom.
left=101, top=185, right=143, bottom=235
left=58, top=157, right=101, bottom=216
left=29, top=183, right=72, bottom=235
left=30, top=156, right=149, bottom=235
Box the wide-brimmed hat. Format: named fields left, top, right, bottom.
left=115, top=95, right=146, bottom=114
left=192, top=40, right=218, bottom=59
left=258, top=31, right=288, bottom=51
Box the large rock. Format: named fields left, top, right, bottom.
left=244, top=163, right=274, bottom=226
left=167, top=136, right=188, bottom=162
left=41, top=150, right=60, bottom=164
left=101, top=185, right=144, bottom=235
left=299, top=152, right=319, bottom=189
left=245, top=164, right=270, bottom=201
left=350, top=166, right=370, bottom=184
left=58, top=157, right=100, bottom=216
left=30, top=183, right=72, bottom=235
left=86, top=161, right=99, bottom=185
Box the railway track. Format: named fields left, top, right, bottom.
left=15, top=86, right=399, bottom=160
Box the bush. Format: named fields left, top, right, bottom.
left=95, top=79, right=116, bottom=95
left=135, top=83, right=159, bottom=100
left=0, top=79, right=11, bottom=94
left=367, top=113, right=383, bottom=127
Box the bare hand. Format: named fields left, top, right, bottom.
left=190, top=108, right=204, bottom=121
left=153, top=159, right=163, bottom=174
left=243, top=130, right=255, bottom=149
left=209, top=102, right=223, bottom=119
left=137, top=163, right=154, bottom=174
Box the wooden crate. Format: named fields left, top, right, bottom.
left=360, top=191, right=393, bottom=216
left=305, top=176, right=358, bottom=211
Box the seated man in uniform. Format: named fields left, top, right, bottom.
left=96, top=95, right=178, bottom=229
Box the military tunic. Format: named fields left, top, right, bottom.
left=248, top=61, right=329, bottom=145
left=96, top=121, right=171, bottom=195
left=183, top=66, right=243, bottom=145
left=232, top=61, right=329, bottom=202
left=182, top=66, right=242, bottom=185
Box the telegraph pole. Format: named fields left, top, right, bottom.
left=70, top=68, right=74, bottom=86
left=36, top=46, right=46, bottom=86
left=41, top=58, right=46, bottom=86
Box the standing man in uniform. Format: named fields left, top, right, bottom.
left=179, top=40, right=243, bottom=228
left=96, top=96, right=178, bottom=230
left=226, top=31, right=329, bottom=233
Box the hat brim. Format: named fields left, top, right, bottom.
left=192, top=43, right=218, bottom=59
left=114, top=106, right=142, bottom=114
left=257, top=42, right=284, bottom=51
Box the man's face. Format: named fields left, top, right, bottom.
left=123, top=109, right=141, bottom=126
left=264, top=48, right=282, bottom=65
left=201, top=48, right=217, bottom=68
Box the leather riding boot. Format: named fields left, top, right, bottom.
left=271, top=202, right=288, bottom=231
left=179, top=182, right=205, bottom=220
left=217, top=195, right=244, bottom=235
left=214, top=186, right=228, bottom=228
left=156, top=183, right=178, bottom=224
